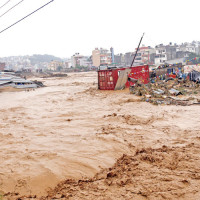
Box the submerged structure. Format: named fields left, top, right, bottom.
left=0, top=72, right=43, bottom=89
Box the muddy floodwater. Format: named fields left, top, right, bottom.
left=0, top=72, right=200, bottom=199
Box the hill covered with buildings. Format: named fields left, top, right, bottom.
left=1, top=41, right=200, bottom=72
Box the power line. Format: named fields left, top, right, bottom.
left=0, top=0, right=11, bottom=9
left=0, top=0, right=54, bottom=35
left=0, top=0, right=25, bottom=19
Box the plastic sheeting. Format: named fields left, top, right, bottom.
left=184, top=65, right=200, bottom=73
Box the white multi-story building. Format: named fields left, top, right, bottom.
left=71, top=53, right=84, bottom=68
left=154, top=45, right=167, bottom=65
left=65, top=59, right=72, bottom=68
left=71, top=53, right=92, bottom=68
left=176, top=43, right=196, bottom=53
left=79, top=56, right=92, bottom=67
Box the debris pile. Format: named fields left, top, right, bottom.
left=130, top=78, right=200, bottom=106
left=32, top=80, right=45, bottom=88
left=42, top=72, right=68, bottom=78
left=0, top=72, right=46, bottom=90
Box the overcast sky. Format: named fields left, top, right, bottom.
left=0, top=0, right=199, bottom=58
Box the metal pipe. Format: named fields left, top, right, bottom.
left=131, top=33, right=145, bottom=67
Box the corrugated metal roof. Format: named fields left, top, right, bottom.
left=0, top=81, right=12, bottom=85
left=12, top=79, right=32, bottom=83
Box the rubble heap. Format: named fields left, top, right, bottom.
left=130, top=79, right=200, bottom=106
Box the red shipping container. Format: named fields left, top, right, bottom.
left=126, top=65, right=149, bottom=87
left=98, top=65, right=149, bottom=90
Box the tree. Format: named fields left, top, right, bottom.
left=57, top=66, right=63, bottom=71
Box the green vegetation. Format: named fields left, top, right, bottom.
left=57, top=66, right=63, bottom=71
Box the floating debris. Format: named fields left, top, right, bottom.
left=168, top=88, right=182, bottom=96
left=42, top=72, right=68, bottom=78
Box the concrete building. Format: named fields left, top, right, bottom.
left=186, top=45, right=196, bottom=53
left=71, top=53, right=84, bottom=68
left=114, top=53, right=125, bottom=66
left=191, top=41, right=200, bottom=55
left=154, top=44, right=167, bottom=65
left=70, top=54, right=92, bottom=68
left=110, top=47, right=114, bottom=63
left=154, top=43, right=177, bottom=65
left=176, top=51, right=190, bottom=59
left=92, top=48, right=112, bottom=67
left=133, top=46, right=155, bottom=66
left=92, top=48, right=100, bottom=67
left=124, top=52, right=134, bottom=66
left=176, top=43, right=196, bottom=54
left=48, top=60, right=64, bottom=71
left=65, top=59, right=72, bottom=68
left=79, top=56, right=92, bottom=67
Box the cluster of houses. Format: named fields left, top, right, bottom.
left=0, top=56, right=48, bottom=72
left=65, top=41, right=200, bottom=69
left=1, top=41, right=200, bottom=72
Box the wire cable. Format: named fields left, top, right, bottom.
left=0, top=0, right=11, bottom=9
left=0, top=0, right=54, bottom=34
left=0, top=0, right=25, bottom=19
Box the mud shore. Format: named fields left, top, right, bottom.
left=0, top=72, right=200, bottom=199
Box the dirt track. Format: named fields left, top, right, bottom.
left=0, top=72, right=200, bottom=199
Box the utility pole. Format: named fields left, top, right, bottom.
left=131, top=33, right=145, bottom=67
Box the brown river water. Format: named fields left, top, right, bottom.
left=0, top=72, right=200, bottom=199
